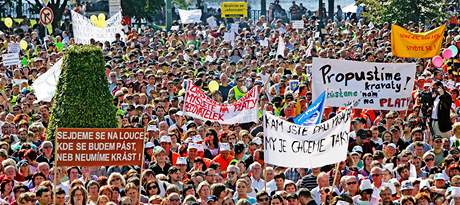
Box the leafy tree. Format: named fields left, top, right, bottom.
left=356, top=0, right=448, bottom=25
left=121, top=0, right=165, bottom=23
left=47, top=45, right=117, bottom=140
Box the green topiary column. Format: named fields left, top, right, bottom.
left=46, top=45, right=117, bottom=140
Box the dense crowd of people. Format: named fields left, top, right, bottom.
left=0, top=4, right=459, bottom=205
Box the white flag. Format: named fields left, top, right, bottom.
left=32, top=59, right=63, bottom=102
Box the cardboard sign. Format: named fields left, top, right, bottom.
left=56, top=128, right=145, bottom=167
left=8, top=43, right=20, bottom=53
left=292, top=20, right=304, bottom=29
left=230, top=23, right=239, bottom=34
left=391, top=24, right=445, bottom=58
left=183, top=83, right=259, bottom=124
left=178, top=9, right=202, bottom=24
left=264, top=107, right=351, bottom=168
left=206, top=16, right=218, bottom=29
left=221, top=2, right=248, bottom=18
left=2, top=53, right=19, bottom=66
left=311, top=58, right=416, bottom=111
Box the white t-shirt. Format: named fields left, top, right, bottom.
left=432, top=96, right=440, bottom=119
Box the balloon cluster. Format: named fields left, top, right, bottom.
left=90, top=13, right=107, bottom=28
left=432, top=45, right=458, bottom=67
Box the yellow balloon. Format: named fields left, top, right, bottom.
left=208, top=80, right=219, bottom=92
left=19, top=40, right=28, bottom=50
left=4, top=18, right=13, bottom=28
left=90, top=15, right=98, bottom=24
left=98, top=13, right=106, bottom=21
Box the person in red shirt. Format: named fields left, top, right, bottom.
left=212, top=143, right=233, bottom=176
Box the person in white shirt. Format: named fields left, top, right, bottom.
left=249, top=162, right=265, bottom=194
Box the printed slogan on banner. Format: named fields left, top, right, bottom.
left=264, top=107, right=352, bottom=168
left=56, top=128, right=144, bottom=167
left=183, top=83, right=258, bottom=124
left=312, top=58, right=416, bottom=111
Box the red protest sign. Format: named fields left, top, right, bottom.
left=40, top=7, right=54, bottom=25
left=55, top=128, right=144, bottom=167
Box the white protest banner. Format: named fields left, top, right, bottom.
left=292, top=20, right=304, bottom=29
left=183, top=83, right=258, bottom=124
left=312, top=58, right=416, bottom=111
left=264, top=107, right=352, bottom=168
left=71, top=11, right=124, bottom=44
left=8, top=43, right=20, bottom=53
left=178, top=9, right=202, bottom=24
left=2, top=53, right=19, bottom=66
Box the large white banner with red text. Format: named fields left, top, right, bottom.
left=183, top=83, right=259, bottom=124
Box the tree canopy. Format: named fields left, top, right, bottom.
left=356, top=0, right=449, bottom=25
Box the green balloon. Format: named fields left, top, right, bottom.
left=56, top=42, right=64, bottom=51
left=21, top=57, right=28, bottom=66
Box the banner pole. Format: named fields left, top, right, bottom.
left=53, top=127, right=58, bottom=205
left=333, top=162, right=340, bottom=188
left=139, top=133, right=146, bottom=203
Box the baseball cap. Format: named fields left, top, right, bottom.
left=360, top=179, right=373, bottom=191
left=159, top=135, right=172, bottom=143
left=176, top=157, right=187, bottom=165
left=352, top=146, right=363, bottom=153
left=191, top=135, right=203, bottom=143
left=432, top=135, right=443, bottom=140
left=188, top=143, right=199, bottom=150
left=147, top=125, right=159, bottom=132
left=168, top=167, right=180, bottom=174
left=17, top=160, right=29, bottom=169
left=145, top=142, right=155, bottom=149
left=219, top=143, right=231, bottom=151
left=251, top=137, right=262, bottom=146
left=434, top=173, right=446, bottom=181
left=153, top=146, right=165, bottom=155
left=206, top=195, right=217, bottom=202
left=387, top=143, right=397, bottom=149
left=400, top=180, right=414, bottom=191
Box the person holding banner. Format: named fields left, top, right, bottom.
left=430, top=81, right=453, bottom=138
left=228, top=77, right=247, bottom=101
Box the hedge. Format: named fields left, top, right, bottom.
left=46, top=45, right=117, bottom=140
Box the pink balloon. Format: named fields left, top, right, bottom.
left=432, top=56, right=443, bottom=67
left=442, top=48, right=453, bottom=59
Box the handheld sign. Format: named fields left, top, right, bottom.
left=221, top=2, right=248, bottom=18
left=2, top=53, right=20, bottom=66
left=40, top=7, right=54, bottom=25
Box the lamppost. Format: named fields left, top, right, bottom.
left=165, top=0, right=172, bottom=30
